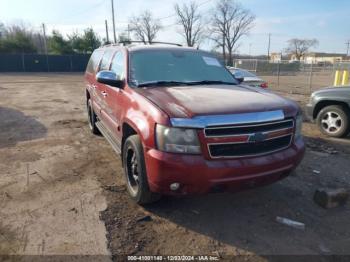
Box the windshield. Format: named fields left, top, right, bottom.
left=129, top=49, right=238, bottom=86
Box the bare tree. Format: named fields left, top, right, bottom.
left=129, top=11, right=162, bottom=44
left=285, top=38, right=319, bottom=60
left=174, top=1, right=204, bottom=47
left=210, top=0, right=255, bottom=65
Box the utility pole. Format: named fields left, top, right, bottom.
left=127, top=24, right=130, bottom=41
left=42, top=23, right=49, bottom=72
left=249, top=43, right=252, bottom=57
left=42, top=23, right=48, bottom=55
left=105, top=20, right=110, bottom=43
left=346, top=40, right=350, bottom=57
left=267, top=33, right=271, bottom=60
left=111, top=0, right=117, bottom=43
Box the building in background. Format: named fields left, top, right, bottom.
left=270, top=52, right=282, bottom=63
left=290, top=52, right=349, bottom=64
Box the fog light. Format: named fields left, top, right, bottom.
left=170, top=183, right=180, bottom=191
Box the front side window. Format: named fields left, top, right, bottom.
left=86, top=50, right=103, bottom=73
left=110, top=51, right=125, bottom=80
left=129, top=49, right=237, bottom=86
left=99, top=49, right=115, bottom=71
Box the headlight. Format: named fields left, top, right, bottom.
left=294, top=113, right=303, bottom=140
left=156, top=124, right=201, bottom=154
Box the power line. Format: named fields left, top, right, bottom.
left=156, top=0, right=214, bottom=21
left=48, top=0, right=106, bottom=24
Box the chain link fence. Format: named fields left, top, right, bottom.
left=0, top=54, right=91, bottom=72
left=233, top=59, right=350, bottom=95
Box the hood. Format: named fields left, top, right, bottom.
left=136, top=84, right=299, bottom=119
left=313, top=86, right=350, bottom=96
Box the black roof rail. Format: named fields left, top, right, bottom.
left=119, top=41, right=182, bottom=47
left=100, top=43, right=119, bottom=48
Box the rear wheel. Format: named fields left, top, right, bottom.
left=316, top=105, right=349, bottom=138
left=123, top=135, right=161, bottom=204
left=87, top=99, right=100, bottom=135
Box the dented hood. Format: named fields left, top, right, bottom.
left=136, top=84, right=299, bottom=119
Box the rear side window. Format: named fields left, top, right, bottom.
left=99, top=49, right=115, bottom=71
left=86, top=50, right=103, bottom=73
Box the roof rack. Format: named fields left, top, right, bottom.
left=119, top=41, right=182, bottom=47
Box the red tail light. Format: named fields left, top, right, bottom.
left=260, top=82, right=268, bottom=88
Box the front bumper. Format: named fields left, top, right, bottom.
left=144, top=138, right=305, bottom=195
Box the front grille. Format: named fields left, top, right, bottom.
left=205, top=119, right=294, bottom=137
left=205, top=119, right=294, bottom=158
left=209, top=135, right=292, bottom=158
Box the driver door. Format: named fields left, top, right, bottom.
left=97, top=49, right=116, bottom=132
left=103, top=50, right=126, bottom=142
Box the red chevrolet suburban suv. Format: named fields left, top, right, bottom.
left=85, top=43, right=305, bottom=204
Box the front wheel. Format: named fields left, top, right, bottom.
left=122, top=135, right=161, bottom=204
left=87, top=99, right=100, bottom=135
left=316, top=105, right=349, bottom=138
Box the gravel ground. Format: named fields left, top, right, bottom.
left=0, top=73, right=349, bottom=261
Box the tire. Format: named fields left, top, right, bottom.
left=316, top=105, right=350, bottom=138
left=87, top=99, right=100, bottom=135
left=122, top=135, right=161, bottom=204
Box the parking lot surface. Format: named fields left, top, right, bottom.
left=1, top=73, right=349, bottom=258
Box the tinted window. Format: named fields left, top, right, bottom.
left=129, top=50, right=237, bottom=86
left=86, top=50, right=103, bottom=73
left=110, top=52, right=125, bottom=79
left=99, top=49, right=115, bottom=71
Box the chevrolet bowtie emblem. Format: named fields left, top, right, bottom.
left=248, top=132, right=267, bottom=143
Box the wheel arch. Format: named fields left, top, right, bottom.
left=121, top=121, right=141, bottom=164
left=313, top=100, right=350, bottom=119
left=86, top=89, right=91, bottom=105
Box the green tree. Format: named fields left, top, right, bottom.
left=67, top=28, right=101, bottom=54
left=68, top=32, right=85, bottom=53
left=0, top=25, right=37, bottom=53
left=0, top=22, right=5, bottom=38
left=81, top=28, right=101, bottom=53
left=48, top=30, right=72, bottom=54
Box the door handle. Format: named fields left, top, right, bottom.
left=101, top=91, right=107, bottom=97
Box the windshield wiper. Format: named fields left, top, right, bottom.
left=186, top=80, right=237, bottom=86
left=136, top=80, right=237, bottom=87
left=137, top=80, right=193, bottom=87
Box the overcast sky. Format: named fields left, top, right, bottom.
left=1, top=0, right=349, bottom=55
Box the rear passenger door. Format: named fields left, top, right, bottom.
left=96, top=49, right=115, bottom=127
left=104, top=50, right=126, bottom=141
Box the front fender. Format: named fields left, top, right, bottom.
left=122, top=89, right=170, bottom=149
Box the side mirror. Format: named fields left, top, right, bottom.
left=233, top=72, right=244, bottom=83
left=96, top=70, right=124, bottom=88
left=235, top=76, right=244, bottom=83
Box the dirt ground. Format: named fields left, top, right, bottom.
left=1, top=73, right=350, bottom=260
left=263, top=71, right=334, bottom=95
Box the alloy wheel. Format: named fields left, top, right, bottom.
left=321, top=111, right=342, bottom=134
left=126, top=147, right=139, bottom=196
